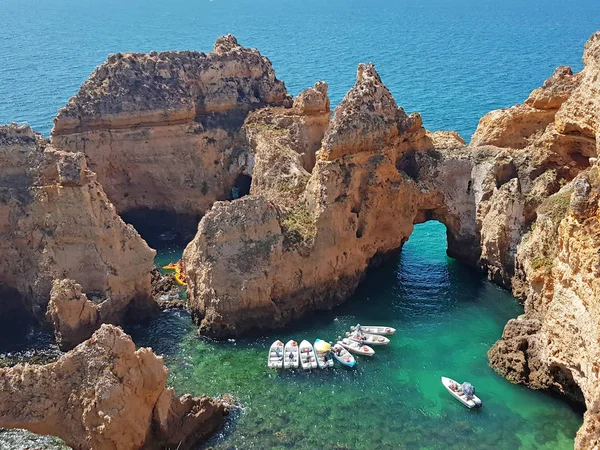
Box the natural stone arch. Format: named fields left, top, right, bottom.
left=182, top=64, right=486, bottom=337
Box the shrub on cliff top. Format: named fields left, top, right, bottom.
left=280, top=203, right=316, bottom=248
left=537, top=189, right=572, bottom=225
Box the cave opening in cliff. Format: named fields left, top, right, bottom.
left=232, top=174, right=252, bottom=199
left=120, top=208, right=201, bottom=251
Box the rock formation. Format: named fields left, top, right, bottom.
left=181, top=32, right=600, bottom=448
left=51, top=35, right=292, bottom=218
left=0, top=324, right=226, bottom=450
left=184, top=63, right=497, bottom=336
left=1, top=30, right=599, bottom=449
left=482, top=31, right=600, bottom=449
left=0, top=124, right=156, bottom=335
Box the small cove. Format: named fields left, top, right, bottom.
left=130, top=221, right=584, bottom=450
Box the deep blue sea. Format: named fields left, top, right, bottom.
left=1, top=1, right=598, bottom=449
left=1, top=0, right=599, bottom=139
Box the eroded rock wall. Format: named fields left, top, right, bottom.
left=0, top=324, right=226, bottom=450
left=0, top=124, right=155, bottom=333
left=51, top=35, right=292, bottom=216
left=484, top=31, right=600, bottom=449
left=183, top=64, right=500, bottom=337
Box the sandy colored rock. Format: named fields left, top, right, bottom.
left=292, top=81, right=330, bottom=114
left=0, top=124, right=155, bottom=327
left=320, top=63, right=426, bottom=160
left=184, top=64, right=494, bottom=337
left=0, top=324, right=226, bottom=450
left=51, top=35, right=292, bottom=216
left=525, top=66, right=582, bottom=110
left=46, top=279, right=100, bottom=351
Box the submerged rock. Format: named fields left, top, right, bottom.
left=0, top=324, right=226, bottom=450
left=150, top=267, right=183, bottom=304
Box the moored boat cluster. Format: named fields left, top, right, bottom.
left=267, top=324, right=396, bottom=370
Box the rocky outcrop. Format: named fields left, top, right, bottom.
left=45, top=279, right=101, bottom=351
left=0, top=124, right=156, bottom=329
left=483, top=31, right=600, bottom=449
left=488, top=168, right=600, bottom=449
left=182, top=31, right=600, bottom=447
left=51, top=35, right=292, bottom=217
left=0, top=324, right=226, bottom=450
left=184, top=64, right=499, bottom=336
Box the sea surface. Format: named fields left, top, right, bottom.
left=1, top=0, right=600, bottom=139
left=1, top=0, right=597, bottom=448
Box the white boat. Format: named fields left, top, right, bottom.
left=351, top=325, right=396, bottom=336
left=299, top=340, right=318, bottom=370
left=338, top=338, right=375, bottom=357
left=283, top=340, right=299, bottom=369
left=346, top=332, right=390, bottom=346
left=331, top=343, right=356, bottom=368
left=441, top=377, right=482, bottom=409
left=267, top=340, right=284, bottom=369
left=314, top=339, right=334, bottom=369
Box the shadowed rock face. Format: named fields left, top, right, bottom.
left=51, top=34, right=292, bottom=216
left=0, top=324, right=226, bottom=450
left=0, top=124, right=155, bottom=327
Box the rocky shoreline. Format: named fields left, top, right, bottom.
left=0, top=32, right=598, bottom=448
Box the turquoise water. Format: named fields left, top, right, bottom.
left=1, top=1, right=594, bottom=447
left=1, top=0, right=599, bottom=138
left=128, top=222, right=583, bottom=449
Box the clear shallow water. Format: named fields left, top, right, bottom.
left=1, top=0, right=599, bottom=138
left=128, top=222, right=583, bottom=450
left=0, top=1, right=594, bottom=447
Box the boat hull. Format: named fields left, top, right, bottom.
left=267, top=340, right=284, bottom=369
left=338, top=339, right=375, bottom=357
left=347, top=333, right=389, bottom=346
left=441, top=377, right=482, bottom=409
left=352, top=325, right=396, bottom=336
left=299, top=340, right=318, bottom=370
left=284, top=340, right=299, bottom=369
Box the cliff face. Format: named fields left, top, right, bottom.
left=483, top=32, right=600, bottom=449
left=182, top=32, right=600, bottom=446
left=183, top=64, right=503, bottom=336
left=0, top=124, right=155, bottom=328
left=0, top=324, right=226, bottom=450
left=51, top=35, right=292, bottom=217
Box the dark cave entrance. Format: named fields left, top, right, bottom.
left=231, top=174, right=252, bottom=199
left=120, top=208, right=201, bottom=251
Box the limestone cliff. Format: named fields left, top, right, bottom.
left=0, top=124, right=155, bottom=330
left=184, top=64, right=498, bottom=336
left=182, top=32, right=600, bottom=447
left=482, top=31, right=600, bottom=449
left=51, top=34, right=292, bottom=217
left=0, top=324, right=226, bottom=450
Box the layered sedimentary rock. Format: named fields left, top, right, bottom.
left=182, top=32, right=600, bottom=447
left=184, top=63, right=500, bottom=336
left=0, top=124, right=155, bottom=329
left=51, top=34, right=292, bottom=217
left=483, top=31, right=600, bottom=449
left=0, top=324, right=226, bottom=450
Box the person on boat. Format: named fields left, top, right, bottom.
left=289, top=351, right=294, bottom=361
left=356, top=323, right=362, bottom=333
left=275, top=347, right=281, bottom=358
